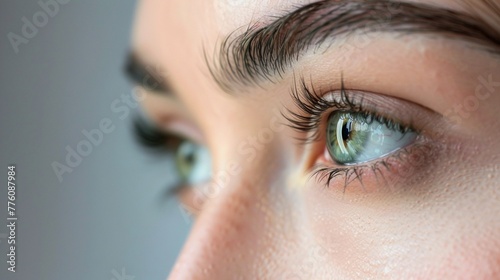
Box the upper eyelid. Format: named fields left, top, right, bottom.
left=133, top=115, right=181, bottom=150
left=283, top=76, right=445, bottom=144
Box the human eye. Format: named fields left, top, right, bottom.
left=326, top=110, right=417, bottom=165
left=285, top=76, right=444, bottom=192
left=133, top=116, right=212, bottom=192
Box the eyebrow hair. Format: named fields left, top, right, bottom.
left=207, top=0, right=500, bottom=93
left=124, top=53, right=171, bottom=94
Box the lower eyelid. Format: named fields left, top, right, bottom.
left=311, top=135, right=440, bottom=193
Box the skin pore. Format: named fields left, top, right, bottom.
left=130, top=0, right=500, bottom=279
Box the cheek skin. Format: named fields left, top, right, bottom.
left=304, top=152, right=500, bottom=279
left=304, top=125, right=500, bottom=279
left=304, top=198, right=500, bottom=279
left=437, top=235, right=500, bottom=279
left=171, top=152, right=334, bottom=279
left=136, top=0, right=500, bottom=278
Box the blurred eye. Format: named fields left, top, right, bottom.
left=176, top=140, right=211, bottom=185
left=326, top=111, right=417, bottom=165
left=133, top=116, right=211, bottom=187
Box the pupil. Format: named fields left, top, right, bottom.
left=185, top=152, right=195, bottom=165
left=342, top=120, right=352, bottom=141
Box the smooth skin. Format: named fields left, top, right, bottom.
left=131, top=0, right=500, bottom=279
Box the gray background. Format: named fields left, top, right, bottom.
left=0, top=1, right=190, bottom=279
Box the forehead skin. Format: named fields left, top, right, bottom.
left=132, top=1, right=500, bottom=279
left=131, top=0, right=480, bottom=128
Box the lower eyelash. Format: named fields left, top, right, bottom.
left=311, top=140, right=434, bottom=192
left=285, top=76, right=432, bottom=192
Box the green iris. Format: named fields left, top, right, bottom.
left=326, top=111, right=417, bottom=165
left=175, top=140, right=211, bottom=184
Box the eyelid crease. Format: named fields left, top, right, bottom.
left=283, top=75, right=448, bottom=146
left=284, top=76, right=452, bottom=193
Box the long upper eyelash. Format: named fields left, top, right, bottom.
left=284, top=76, right=424, bottom=191
left=133, top=115, right=172, bottom=149
left=284, top=76, right=417, bottom=144
left=283, top=75, right=361, bottom=143
left=133, top=115, right=188, bottom=198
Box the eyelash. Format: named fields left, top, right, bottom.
left=284, top=76, right=426, bottom=192
left=133, top=116, right=179, bottom=150
left=285, top=76, right=417, bottom=142
left=134, top=78, right=430, bottom=192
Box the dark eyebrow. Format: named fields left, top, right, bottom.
left=124, top=52, right=171, bottom=94
left=207, top=0, right=500, bottom=93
